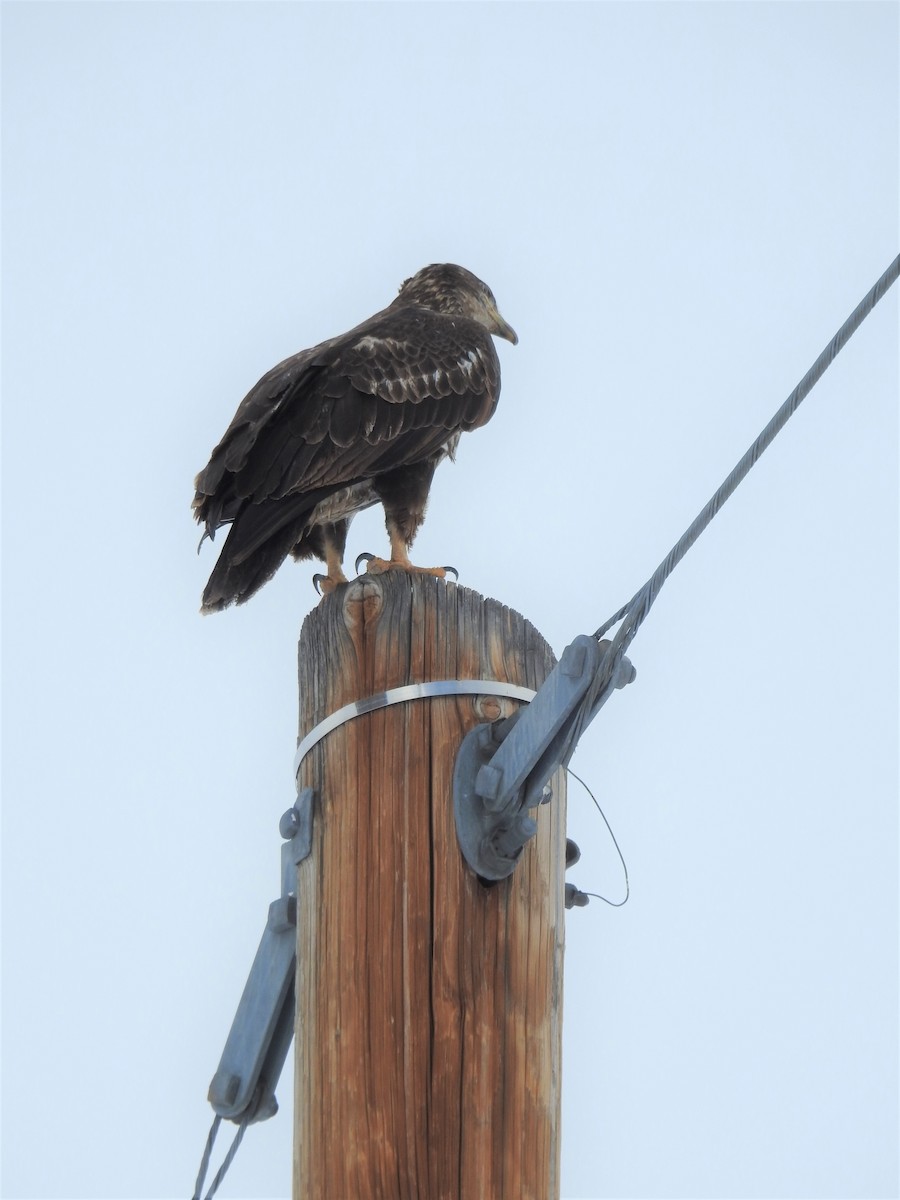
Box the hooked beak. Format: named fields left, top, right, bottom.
left=490, top=306, right=518, bottom=345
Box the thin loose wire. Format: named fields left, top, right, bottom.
left=567, top=768, right=630, bottom=907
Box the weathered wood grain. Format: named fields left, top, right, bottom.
left=294, top=574, right=565, bottom=1200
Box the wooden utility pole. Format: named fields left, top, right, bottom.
left=294, top=573, right=566, bottom=1200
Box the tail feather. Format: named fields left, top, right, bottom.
left=200, top=497, right=317, bottom=613
left=198, top=481, right=370, bottom=613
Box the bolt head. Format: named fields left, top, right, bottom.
left=475, top=762, right=502, bottom=803
left=565, top=838, right=581, bottom=867
left=279, top=808, right=300, bottom=839
left=209, top=1069, right=241, bottom=1108
left=561, top=641, right=588, bottom=678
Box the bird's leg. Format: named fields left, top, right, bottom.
left=311, top=526, right=350, bottom=595
left=355, top=524, right=457, bottom=581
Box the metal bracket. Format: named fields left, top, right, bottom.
left=206, top=786, right=314, bottom=1124
left=453, top=636, right=635, bottom=882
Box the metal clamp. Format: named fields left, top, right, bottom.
left=453, top=636, right=636, bottom=882
left=207, top=787, right=315, bottom=1124
left=294, top=679, right=537, bottom=777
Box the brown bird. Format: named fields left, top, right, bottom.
left=193, top=264, right=517, bottom=613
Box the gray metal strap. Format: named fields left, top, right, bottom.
left=294, top=679, right=537, bottom=777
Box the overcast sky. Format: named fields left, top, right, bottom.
left=2, top=3, right=897, bottom=1199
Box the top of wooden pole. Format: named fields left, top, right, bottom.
left=294, top=573, right=565, bottom=1200
left=297, top=573, right=559, bottom=733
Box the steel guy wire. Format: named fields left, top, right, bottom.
left=581, top=254, right=899, bottom=736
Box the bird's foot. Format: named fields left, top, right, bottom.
left=354, top=553, right=458, bottom=581
left=312, top=571, right=349, bottom=596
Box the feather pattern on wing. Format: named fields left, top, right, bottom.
left=192, top=264, right=516, bottom=613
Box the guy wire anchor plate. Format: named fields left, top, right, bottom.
left=206, top=787, right=315, bottom=1124
left=453, top=636, right=635, bottom=882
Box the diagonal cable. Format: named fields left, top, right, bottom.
left=596, top=254, right=898, bottom=649
left=564, top=255, right=899, bottom=762
left=191, top=1114, right=249, bottom=1200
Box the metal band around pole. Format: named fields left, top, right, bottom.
left=294, top=679, right=536, bottom=778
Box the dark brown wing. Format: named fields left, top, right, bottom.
left=193, top=304, right=501, bottom=610
left=193, top=305, right=499, bottom=533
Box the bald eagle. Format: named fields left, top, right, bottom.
left=193, top=264, right=517, bottom=614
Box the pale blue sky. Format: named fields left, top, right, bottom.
left=2, top=3, right=897, bottom=1199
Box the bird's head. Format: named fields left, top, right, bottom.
left=395, top=264, right=518, bottom=345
